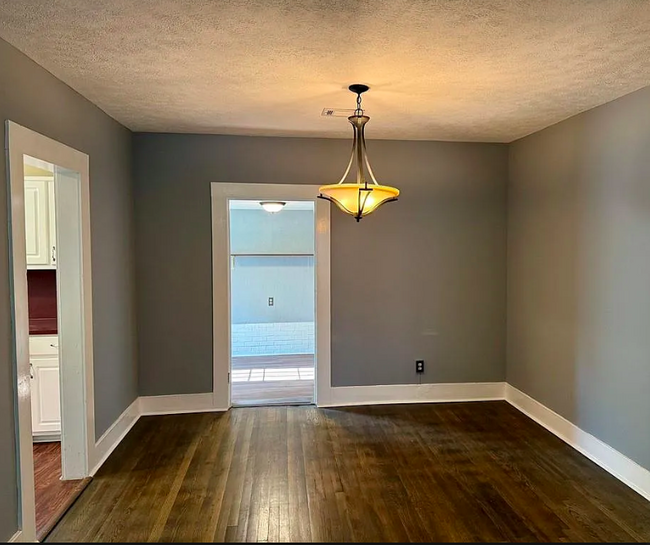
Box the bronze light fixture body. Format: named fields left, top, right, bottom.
left=318, top=84, right=399, bottom=221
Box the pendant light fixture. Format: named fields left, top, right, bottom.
left=318, top=84, right=399, bottom=221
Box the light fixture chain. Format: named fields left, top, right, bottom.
left=355, top=92, right=363, bottom=116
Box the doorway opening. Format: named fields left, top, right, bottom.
left=229, top=200, right=315, bottom=406
left=8, top=121, right=95, bottom=543
left=23, top=155, right=91, bottom=540
left=211, top=183, right=331, bottom=410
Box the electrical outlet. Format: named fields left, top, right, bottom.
left=268, top=297, right=274, bottom=306
left=415, top=360, right=424, bottom=374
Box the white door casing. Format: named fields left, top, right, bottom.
left=48, top=178, right=57, bottom=266
left=211, top=183, right=332, bottom=410
left=54, top=165, right=92, bottom=479
left=6, top=121, right=95, bottom=542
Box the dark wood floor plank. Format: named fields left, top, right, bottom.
left=284, top=407, right=312, bottom=543
left=47, top=401, right=650, bottom=543
left=232, top=411, right=261, bottom=542
left=168, top=414, right=231, bottom=542
left=217, top=410, right=255, bottom=541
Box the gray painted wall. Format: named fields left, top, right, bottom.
left=134, top=133, right=508, bottom=395
left=231, top=209, right=314, bottom=324
left=0, top=38, right=138, bottom=540
left=507, top=86, right=650, bottom=470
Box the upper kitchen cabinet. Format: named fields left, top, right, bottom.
left=24, top=176, right=57, bottom=269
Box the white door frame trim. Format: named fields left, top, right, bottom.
left=210, top=183, right=332, bottom=409
left=6, top=121, right=95, bottom=542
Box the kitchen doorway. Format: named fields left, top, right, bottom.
left=7, top=122, right=95, bottom=542
left=23, top=155, right=92, bottom=540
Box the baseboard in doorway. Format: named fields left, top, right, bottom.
left=323, top=381, right=506, bottom=407
left=33, top=433, right=61, bottom=443
left=8, top=530, right=22, bottom=542
left=505, top=384, right=650, bottom=503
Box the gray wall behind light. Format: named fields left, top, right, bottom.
left=134, top=133, right=508, bottom=395
left=0, top=38, right=138, bottom=540
left=507, top=85, right=650, bottom=470
left=230, top=209, right=315, bottom=324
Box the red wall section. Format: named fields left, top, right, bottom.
left=27, top=270, right=57, bottom=335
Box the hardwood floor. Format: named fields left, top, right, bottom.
left=33, top=442, right=91, bottom=541
left=231, top=354, right=314, bottom=406
left=47, top=402, right=650, bottom=542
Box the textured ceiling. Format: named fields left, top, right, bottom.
left=1, top=0, right=649, bottom=142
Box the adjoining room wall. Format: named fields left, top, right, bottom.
left=134, top=133, right=508, bottom=395
left=0, top=37, right=138, bottom=540
left=230, top=208, right=314, bottom=325
left=507, top=85, right=650, bottom=470
left=230, top=255, right=315, bottom=324
left=230, top=208, right=314, bottom=255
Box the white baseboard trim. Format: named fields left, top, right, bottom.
left=91, top=397, right=140, bottom=476
left=32, top=433, right=61, bottom=443
left=139, top=393, right=221, bottom=416
left=323, top=381, right=506, bottom=407
left=8, top=530, right=23, bottom=542
left=90, top=398, right=140, bottom=477
left=505, top=384, right=650, bottom=502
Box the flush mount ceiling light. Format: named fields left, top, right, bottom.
left=318, top=84, right=399, bottom=222
left=260, top=201, right=286, bottom=213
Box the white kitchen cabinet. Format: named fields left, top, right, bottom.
left=24, top=176, right=56, bottom=269
left=29, top=336, right=61, bottom=438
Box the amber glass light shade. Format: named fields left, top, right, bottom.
left=318, top=183, right=399, bottom=221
